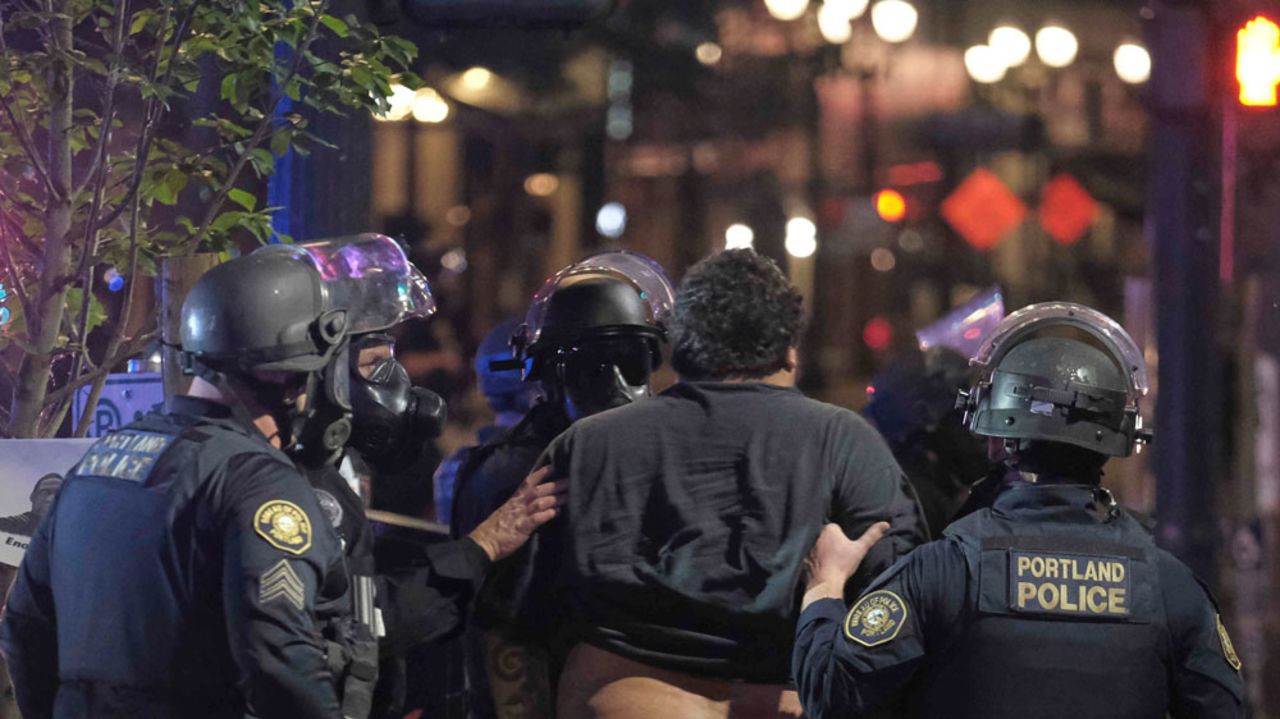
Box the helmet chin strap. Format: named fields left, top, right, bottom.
left=194, top=364, right=295, bottom=448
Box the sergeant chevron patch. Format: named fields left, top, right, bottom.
left=259, top=559, right=305, bottom=611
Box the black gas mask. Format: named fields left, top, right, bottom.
left=348, top=335, right=447, bottom=462
left=546, top=336, right=655, bottom=421
left=290, top=339, right=355, bottom=465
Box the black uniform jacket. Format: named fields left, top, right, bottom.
left=793, top=481, right=1247, bottom=719
left=494, top=382, right=927, bottom=683
left=0, top=397, right=347, bottom=719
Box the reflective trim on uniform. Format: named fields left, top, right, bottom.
left=1216, top=614, right=1242, bottom=672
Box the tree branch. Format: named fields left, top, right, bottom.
left=0, top=222, right=34, bottom=324
left=42, top=327, right=158, bottom=409
left=72, top=1, right=131, bottom=198
left=67, top=0, right=132, bottom=394
left=0, top=13, right=59, bottom=200
left=188, top=5, right=327, bottom=249
left=94, top=0, right=196, bottom=230
left=72, top=129, right=151, bottom=438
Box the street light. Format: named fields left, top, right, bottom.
left=964, top=45, right=1008, bottom=84
left=1035, top=25, right=1078, bottom=68
left=989, top=26, right=1031, bottom=68
left=462, top=66, right=494, bottom=89
left=374, top=83, right=416, bottom=122
left=725, top=223, right=755, bottom=250
left=870, top=0, right=917, bottom=44
left=785, top=217, right=818, bottom=258
left=818, top=3, right=854, bottom=44
left=596, top=202, right=627, bottom=238
left=1113, top=42, right=1151, bottom=84
left=764, top=0, right=809, bottom=22
left=411, top=87, right=450, bottom=123
left=696, top=42, right=723, bottom=65
left=825, top=0, right=869, bottom=21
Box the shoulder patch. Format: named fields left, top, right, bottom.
left=313, top=488, right=343, bottom=528
left=1216, top=614, right=1242, bottom=672
left=254, top=500, right=313, bottom=555
left=259, top=559, right=305, bottom=610
left=843, top=590, right=908, bottom=647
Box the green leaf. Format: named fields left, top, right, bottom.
left=152, top=168, right=189, bottom=206
left=248, top=148, right=275, bottom=178
left=227, top=188, right=257, bottom=212
left=64, top=288, right=107, bottom=335
left=129, top=9, right=152, bottom=36
left=318, top=14, right=349, bottom=38
left=220, top=74, right=237, bottom=103
left=269, top=128, right=293, bottom=157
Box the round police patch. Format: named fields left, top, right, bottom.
left=254, top=500, right=313, bottom=555
left=843, top=590, right=908, bottom=647
left=313, top=489, right=343, bottom=529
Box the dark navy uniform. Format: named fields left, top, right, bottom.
left=0, top=397, right=348, bottom=719
left=448, top=402, right=566, bottom=719
left=794, top=481, right=1246, bottom=719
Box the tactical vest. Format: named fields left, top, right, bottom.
left=53, top=409, right=291, bottom=712
left=906, top=494, right=1171, bottom=719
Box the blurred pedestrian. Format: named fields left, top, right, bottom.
left=864, top=346, right=994, bottom=535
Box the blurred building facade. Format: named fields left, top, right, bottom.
left=335, top=0, right=1280, bottom=713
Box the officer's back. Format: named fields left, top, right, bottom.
left=1, top=247, right=359, bottom=719
left=40, top=401, right=342, bottom=716
left=792, top=304, right=1245, bottom=719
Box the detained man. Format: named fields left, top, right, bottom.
left=497, top=249, right=928, bottom=719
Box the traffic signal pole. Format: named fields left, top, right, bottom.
left=1145, top=1, right=1222, bottom=581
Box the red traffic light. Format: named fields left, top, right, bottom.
left=862, top=317, right=893, bottom=351
left=1238, top=16, right=1280, bottom=107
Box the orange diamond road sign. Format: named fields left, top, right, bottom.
left=1039, top=174, right=1098, bottom=246
left=941, top=168, right=1027, bottom=251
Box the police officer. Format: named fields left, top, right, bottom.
left=1, top=246, right=362, bottom=718
left=451, top=251, right=674, bottom=718
left=864, top=346, right=992, bottom=534
left=793, top=302, right=1246, bottom=719
left=433, top=317, right=538, bottom=528
left=279, top=235, right=568, bottom=719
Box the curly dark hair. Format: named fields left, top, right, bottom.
left=670, top=250, right=804, bottom=380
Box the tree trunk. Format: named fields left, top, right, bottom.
left=8, top=4, right=75, bottom=438
left=158, top=255, right=220, bottom=398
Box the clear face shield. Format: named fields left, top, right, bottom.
left=255, top=235, right=438, bottom=462
left=298, top=233, right=437, bottom=334
left=516, top=250, right=676, bottom=361
left=916, top=286, right=1006, bottom=358
left=969, top=303, right=1150, bottom=402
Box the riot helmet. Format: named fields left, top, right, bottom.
left=958, top=302, right=1153, bottom=461
left=507, top=251, right=675, bottom=421
left=866, top=346, right=991, bottom=488
left=181, top=247, right=351, bottom=453
left=474, top=317, right=537, bottom=416
left=295, top=234, right=445, bottom=463
left=182, top=235, right=439, bottom=458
